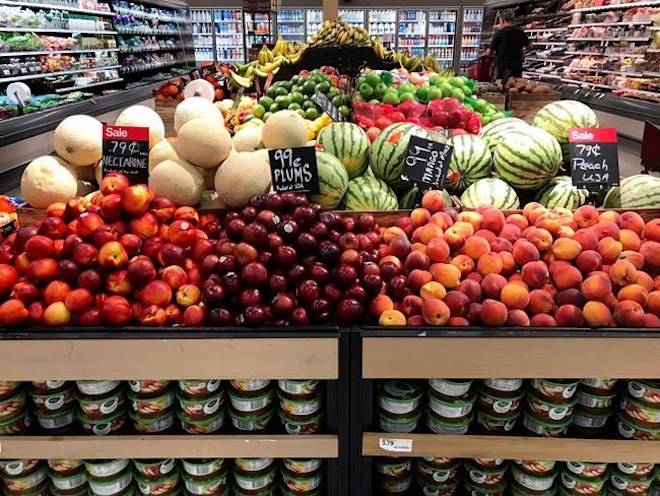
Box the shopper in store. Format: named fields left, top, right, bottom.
left=485, top=12, right=529, bottom=84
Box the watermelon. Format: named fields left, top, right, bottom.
left=536, top=176, right=588, bottom=210
left=310, top=151, right=349, bottom=209
left=478, top=117, right=529, bottom=149
left=446, top=134, right=493, bottom=192
left=461, top=178, right=519, bottom=209
left=532, top=100, right=599, bottom=157
left=317, top=122, right=370, bottom=179
left=493, top=126, right=562, bottom=190
left=343, top=176, right=398, bottom=211
left=369, top=123, right=433, bottom=189
left=602, top=174, right=660, bottom=208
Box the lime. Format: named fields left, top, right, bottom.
left=288, top=102, right=301, bottom=111
left=316, top=81, right=331, bottom=94
left=359, top=83, right=374, bottom=99
left=266, top=86, right=279, bottom=98
left=302, top=80, right=316, bottom=95
left=328, top=86, right=339, bottom=98
left=475, top=98, right=488, bottom=112
left=292, top=85, right=301, bottom=93
left=374, top=82, right=388, bottom=99
left=382, top=91, right=399, bottom=105
left=365, top=72, right=381, bottom=87
left=297, top=109, right=307, bottom=119
left=415, top=86, right=430, bottom=103
left=449, top=77, right=463, bottom=88
left=291, top=91, right=304, bottom=105
left=269, top=102, right=280, bottom=113
left=331, top=95, right=342, bottom=107
left=280, top=80, right=292, bottom=91
left=302, top=99, right=315, bottom=110
left=252, top=104, right=266, bottom=119
left=399, top=92, right=414, bottom=102
left=275, top=86, right=288, bottom=97
left=258, top=95, right=274, bottom=109
left=341, top=94, right=351, bottom=105
left=461, top=84, right=472, bottom=97
left=399, top=82, right=417, bottom=94
left=339, top=105, right=350, bottom=117
left=275, top=94, right=291, bottom=108
left=262, top=111, right=272, bottom=121
left=305, top=107, right=319, bottom=120
left=312, top=74, right=324, bottom=84
left=427, top=86, right=442, bottom=101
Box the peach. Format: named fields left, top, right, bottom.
left=453, top=221, right=474, bottom=239
left=521, top=261, right=549, bottom=289
left=500, top=224, right=522, bottom=243
left=139, top=280, right=172, bottom=307
left=415, top=224, right=443, bottom=245
left=405, top=251, right=430, bottom=272
left=422, top=298, right=450, bottom=326
left=555, top=304, right=584, bottom=327
left=421, top=190, right=447, bottom=212
left=552, top=238, right=582, bottom=261
left=636, top=271, right=654, bottom=292
left=43, top=302, right=71, bottom=326
left=614, top=300, right=645, bottom=327
left=0, top=299, right=29, bottom=326
left=26, top=258, right=58, bottom=285
left=499, top=252, right=516, bottom=276
left=25, top=235, right=55, bottom=260
left=522, top=202, right=543, bottom=219
left=573, top=229, right=598, bottom=251
left=506, top=309, right=530, bottom=326
left=594, top=220, right=620, bottom=240
left=526, top=205, right=548, bottom=224
left=76, top=212, right=105, bottom=238
left=481, top=208, right=505, bottom=234
left=508, top=275, right=528, bottom=288
left=619, top=250, right=645, bottom=271
left=599, top=210, right=620, bottom=224
left=491, top=237, right=513, bottom=254
left=619, top=229, right=641, bottom=252
left=647, top=291, right=660, bottom=317
left=480, top=273, right=506, bottom=299
left=477, top=252, right=503, bottom=275
left=370, top=294, right=394, bottom=317
left=28, top=301, right=44, bottom=324
left=64, top=288, right=94, bottom=313
left=444, top=290, right=469, bottom=317
left=0, top=264, right=17, bottom=297
left=550, top=265, right=582, bottom=290
left=581, top=274, right=612, bottom=302
left=383, top=227, right=408, bottom=244
left=101, top=172, right=130, bottom=195
left=617, top=284, right=649, bottom=307
left=401, top=295, right=424, bottom=316
left=575, top=250, right=602, bottom=275
left=466, top=272, right=483, bottom=283
left=160, top=265, right=187, bottom=290
left=640, top=241, right=660, bottom=267
left=528, top=289, right=554, bottom=315
left=98, top=241, right=129, bottom=269
left=474, top=229, right=497, bottom=244
left=500, top=283, right=530, bottom=310
left=645, top=313, right=660, bottom=327
left=506, top=213, right=529, bottom=231
left=457, top=211, right=482, bottom=231
left=597, top=237, right=622, bottom=264
left=407, top=315, right=425, bottom=326
left=183, top=305, right=206, bottom=326
left=619, top=211, right=644, bottom=235
left=643, top=219, right=660, bottom=242
left=427, top=238, right=450, bottom=263
left=100, top=295, right=133, bottom=326
left=535, top=214, right=561, bottom=237
left=480, top=299, right=508, bottom=326
left=72, top=243, right=98, bottom=267
left=464, top=236, right=490, bottom=260
left=410, top=208, right=431, bottom=228
left=457, top=279, right=482, bottom=303
left=465, top=302, right=482, bottom=324
left=440, top=229, right=462, bottom=253
left=47, top=202, right=66, bottom=218
left=526, top=227, right=553, bottom=253
left=530, top=313, right=558, bottom=327
left=512, top=240, right=540, bottom=266
left=430, top=263, right=461, bottom=289
left=394, top=217, right=413, bottom=237
left=450, top=255, right=475, bottom=277
left=609, top=259, right=638, bottom=287
left=379, top=309, right=407, bottom=326
left=557, top=226, right=576, bottom=239
left=176, top=284, right=202, bottom=307
left=447, top=316, right=470, bottom=326
left=574, top=205, right=599, bottom=228
left=43, top=281, right=70, bottom=305
left=420, top=281, right=446, bottom=301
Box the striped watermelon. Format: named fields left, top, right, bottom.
left=369, top=123, right=433, bottom=189
left=310, top=151, right=349, bottom=209
left=446, top=135, right=493, bottom=192
left=478, top=117, right=529, bottom=149
left=460, top=178, right=520, bottom=209
left=536, top=176, right=588, bottom=210
left=317, top=122, right=370, bottom=179
left=603, top=174, right=660, bottom=208
left=493, top=126, right=562, bottom=190
left=343, top=176, right=398, bottom=211
left=532, top=100, right=599, bottom=157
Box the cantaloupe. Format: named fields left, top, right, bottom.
left=232, top=126, right=264, bottom=152
left=174, top=97, right=223, bottom=133
left=115, top=105, right=165, bottom=149
left=175, top=118, right=232, bottom=169
left=149, top=159, right=204, bottom=206
left=53, top=115, right=102, bottom=166
left=21, top=155, right=78, bottom=208
left=214, top=151, right=271, bottom=208
left=149, top=139, right=179, bottom=172
left=262, top=110, right=308, bottom=149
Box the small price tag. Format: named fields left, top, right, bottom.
left=268, top=146, right=320, bottom=194
left=401, top=135, right=453, bottom=188
left=102, top=125, right=149, bottom=184
left=314, top=91, right=344, bottom=122
left=379, top=437, right=413, bottom=453
left=569, top=127, right=620, bottom=192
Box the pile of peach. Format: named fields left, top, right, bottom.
left=372, top=192, right=660, bottom=328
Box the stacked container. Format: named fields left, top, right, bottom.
left=418, top=457, right=461, bottom=495
left=511, top=460, right=559, bottom=495
left=618, top=380, right=660, bottom=440
left=426, top=379, right=475, bottom=435
left=281, top=459, right=324, bottom=496
left=374, top=457, right=413, bottom=494
left=177, top=380, right=225, bottom=435
left=0, top=460, right=48, bottom=496
left=278, top=379, right=323, bottom=435
left=30, top=380, right=76, bottom=435
left=76, top=381, right=126, bottom=436
left=229, top=380, right=274, bottom=433
left=86, top=460, right=133, bottom=496
left=376, top=381, right=422, bottom=433
left=49, top=459, right=88, bottom=496
left=607, top=463, right=656, bottom=496
left=0, top=381, right=30, bottom=435
left=463, top=458, right=509, bottom=495
left=523, top=379, right=579, bottom=437
left=182, top=459, right=228, bottom=495
left=233, top=458, right=276, bottom=496
left=134, top=459, right=179, bottom=496
left=476, top=379, right=524, bottom=434
left=128, top=380, right=176, bottom=434
left=559, top=461, right=608, bottom=496
left=573, top=379, right=618, bottom=437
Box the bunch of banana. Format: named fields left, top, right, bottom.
left=395, top=51, right=424, bottom=72
left=308, top=18, right=372, bottom=48
left=422, top=54, right=442, bottom=72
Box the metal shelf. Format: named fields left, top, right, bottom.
left=0, top=27, right=116, bottom=34
left=0, top=48, right=119, bottom=57
left=0, top=0, right=113, bottom=15
left=55, top=77, right=122, bottom=92
left=0, top=64, right=120, bottom=83
left=572, top=0, right=660, bottom=12
left=561, top=77, right=618, bottom=89
left=564, top=66, right=644, bottom=76
left=116, top=29, right=179, bottom=35
left=569, top=20, right=653, bottom=27
left=565, top=50, right=645, bottom=58
left=568, top=37, right=650, bottom=42
left=524, top=70, right=562, bottom=78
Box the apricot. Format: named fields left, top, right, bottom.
left=647, top=291, right=660, bottom=317
left=521, top=261, right=549, bottom=289
left=401, top=295, right=424, bottom=316
left=640, top=241, right=660, bottom=267
left=575, top=250, right=602, bottom=275
left=443, top=227, right=465, bottom=252
left=506, top=213, right=529, bottom=231
left=410, top=208, right=431, bottom=228
left=643, top=219, right=660, bottom=242
left=528, top=289, right=554, bottom=315
left=421, top=190, right=448, bottom=213
left=581, top=274, right=612, bottom=302
left=500, top=252, right=516, bottom=275
left=491, top=237, right=513, bottom=254
left=573, top=229, right=598, bottom=251
left=597, top=237, right=623, bottom=264
left=530, top=313, right=558, bottom=327
left=452, top=221, right=474, bottom=239
left=505, top=309, right=530, bottom=327
left=379, top=309, right=406, bottom=326
left=512, top=240, right=540, bottom=266
left=480, top=299, right=508, bottom=326
left=430, top=263, right=461, bottom=289
left=574, top=205, right=599, bottom=228
left=500, top=224, right=522, bottom=243
left=614, top=300, right=645, bottom=327
left=369, top=294, right=394, bottom=317
left=477, top=252, right=503, bottom=275
left=551, top=265, right=582, bottom=290
left=609, top=259, right=638, bottom=287
left=444, top=290, right=469, bottom=317
left=552, top=238, right=582, bottom=261
left=420, top=281, right=447, bottom=301
left=526, top=228, right=553, bottom=253
left=619, top=229, right=641, bottom=252
left=636, top=271, right=654, bottom=293
left=583, top=301, right=614, bottom=327
left=456, top=211, right=482, bottom=231
left=617, top=284, right=649, bottom=307
left=457, top=279, right=482, bottom=303
left=620, top=211, right=645, bottom=235
left=405, top=251, right=430, bottom=272
left=482, top=273, right=507, bottom=299
left=407, top=269, right=433, bottom=293
left=427, top=238, right=450, bottom=263
left=555, top=304, right=584, bottom=327
left=422, top=298, right=450, bottom=326
left=450, top=255, right=475, bottom=277
left=464, top=236, right=490, bottom=261
left=500, top=283, right=530, bottom=310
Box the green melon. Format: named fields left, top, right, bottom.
left=310, top=151, right=349, bottom=209
left=478, top=117, right=529, bottom=149
left=532, top=100, right=599, bottom=157
left=602, top=174, right=660, bottom=208
left=536, top=176, right=589, bottom=210
left=343, top=176, right=398, bottom=211
left=446, top=134, right=493, bottom=192
left=317, top=122, right=370, bottom=179
left=460, top=177, right=520, bottom=209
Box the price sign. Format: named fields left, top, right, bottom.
left=314, top=92, right=344, bottom=122
left=102, top=125, right=149, bottom=184
left=401, top=135, right=453, bottom=188
left=268, top=146, right=320, bottom=194
left=569, top=127, right=620, bottom=191
left=378, top=438, right=413, bottom=453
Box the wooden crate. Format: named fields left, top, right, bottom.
left=509, top=92, right=561, bottom=123
left=154, top=99, right=178, bottom=138
left=481, top=92, right=507, bottom=110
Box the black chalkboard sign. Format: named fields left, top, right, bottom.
left=314, top=91, right=344, bottom=122
left=102, top=125, right=149, bottom=184
left=569, top=127, right=620, bottom=191
left=400, top=135, right=453, bottom=188
left=268, top=146, right=320, bottom=194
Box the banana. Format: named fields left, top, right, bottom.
left=230, top=70, right=252, bottom=88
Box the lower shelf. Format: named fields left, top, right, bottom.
left=0, top=435, right=338, bottom=459
left=362, top=433, right=660, bottom=463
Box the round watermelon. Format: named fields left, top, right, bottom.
left=310, top=151, right=349, bottom=209
left=369, top=122, right=433, bottom=189
left=603, top=174, right=660, bottom=208
left=317, top=122, right=370, bottom=179
left=343, top=176, right=398, bottom=211
left=446, top=134, right=493, bottom=192
left=532, top=100, right=599, bottom=157
left=493, top=126, right=562, bottom=190
left=460, top=177, right=519, bottom=209
left=536, top=176, right=588, bottom=210
left=478, top=117, right=529, bottom=150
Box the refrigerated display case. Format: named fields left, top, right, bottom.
left=245, top=10, right=275, bottom=50
left=460, top=7, right=484, bottom=71
left=397, top=8, right=427, bottom=57
left=368, top=9, right=397, bottom=49
left=306, top=8, right=323, bottom=40
left=428, top=8, right=458, bottom=69
left=214, top=8, right=244, bottom=63
left=191, top=8, right=213, bottom=63
left=277, top=9, right=305, bottom=42
left=339, top=8, right=365, bottom=28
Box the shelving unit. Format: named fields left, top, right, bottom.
left=459, top=6, right=483, bottom=70
left=338, top=8, right=366, bottom=28
left=367, top=9, right=397, bottom=49
left=306, top=8, right=323, bottom=40
left=428, top=7, right=458, bottom=68
left=397, top=9, right=427, bottom=56
left=277, top=8, right=306, bottom=42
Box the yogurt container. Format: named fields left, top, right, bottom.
left=230, top=380, right=271, bottom=393
left=375, top=473, right=413, bottom=493
left=374, top=458, right=412, bottom=478
left=79, top=408, right=127, bottom=436
left=229, top=406, right=273, bottom=433
left=34, top=405, right=77, bottom=433
left=177, top=392, right=224, bottom=419
left=428, top=379, right=473, bottom=398
left=609, top=468, right=654, bottom=495
left=233, top=466, right=276, bottom=492
left=78, top=386, right=125, bottom=420
left=580, top=379, right=618, bottom=394
left=282, top=460, right=322, bottom=476
left=515, top=461, right=557, bottom=476
left=427, top=408, right=472, bottom=435
left=418, top=476, right=459, bottom=496
left=559, top=470, right=605, bottom=496
left=84, top=460, right=131, bottom=479
left=31, top=381, right=68, bottom=393
left=133, top=460, right=177, bottom=478
left=177, top=380, right=221, bottom=398
left=134, top=469, right=179, bottom=495
left=182, top=466, right=229, bottom=496
left=0, top=460, right=41, bottom=477
left=376, top=407, right=421, bottom=433
left=463, top=477, right=507, bottom=496
left=50, top=465, right=87, bottom=492
left=128, top=380, right=170, bottom=396
left=277, top=380, right=318, bottom=397
left=617, top=411, right=660, bottom=440
left=181, top=460, right=224, bottom=478
left=620, top=396, right=660, bottom=425
left=30, top=386, right=76, bottom=414
left=87, top=465, right=133, bottom=496
left=50, top=482, right=89, bottom=496
left=279, top=409, right=323, bottom=435
left=512, top=465, right=558, bottom=492
left=482, top=379, right=524, bottom=394
left=570, top=408, right=610, bottom=436
left=130, top=408, right=176, bottom=434
left=526, top=392, right=576, bottom=422
left=76, top=381, right=121, bottom=397
left=0, top=390, right=27, bottom=421
left=376, top=381, right=423, bottom=415
left=280, top=485, right=319, bottom=496
left=417, top=459, right=460, bottom=484
left=575, top=390, right=616, bottom=413
left=428, top=388, right=475, bottom=419
left=511, top=479, right=557, bottom=496
left=229, top=388, right=274, bottom=413
left=278, top=391, right=322, bottom=417
left=129, top=389, right=175, bottom=417
left=234, top=459, right=274, bottom=473
left=0, top=381, right=20, bottom=400
left=476, top=409, right=518, bottom=434
left=2, top=464, right=48, bottom=493
left=616, top=462, right=656, bottom=478
left=464, top=460, right=508, bottom=487
left=530, top=379, right=579, bottom=402
left=0, top=409, right=31, bottom=435
left=563, top=462, right=608, bottom=480
left=281, top=467, right=322, bottom=493
left=478, top=388, right=523, bottom=416
left=522, top=412, right=571, bottom=437
left=627, top=381, right=660, bottom=406
left=178, top=409, right=224, bottom=435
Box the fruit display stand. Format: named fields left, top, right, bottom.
left=509, top=90, right=562, bottom=123
left=0, top=327, right=350, bottom=496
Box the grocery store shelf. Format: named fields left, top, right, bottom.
left=277, top=20, right=305, bottom=23
left=564, top=66, right=644, bottom=76
left=428, top=44, right=454, bottom=48
left=523, top=71, right=562, bottom=78
left=0, top=0, right=113, bottom=15
left=569, top=21, right=653, bottom=27
left=526, top=57, right=567, bottom=63
left=120, top=45, right=183, bottom=53
left=0, top=27, right=116, bottom=34
left=561, top=77, right=618, bottom=90
left=525, top=27, right=567, bottom=32
left=0, top=435, right=339, bottom=459
left=0, top=65, right=120, bottom=83
left=572, top=0, right=660, bottom=12
left=55, top=77, right=123, bottom=92
left=117, top=29, right=179, bottom=35
left=565, top=50, right=645, bottom=58
left=115, top=8, right=186, bottom=24
left=362, top=434, right=660, bottom=462
left=0, top=48, right=119, bottom=57
left=567, top=36, right=650, bottom=42
left=561, top=86, right=660, bottom=124
left=361, top=330, right=660, bottom=379
left=531, top=41, right=566, bottom=45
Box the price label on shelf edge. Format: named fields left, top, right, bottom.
left=102, top=124, right=149, bottom=184
left=378, top=437, right=413, bottom=453
left=400, top=134, right=453, bottom=189
left=568, top=127, right=620, bottom=192
left=268, top=146, right=320, bottom=194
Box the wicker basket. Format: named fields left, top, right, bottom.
left=155, top=98, right=178, bottom=138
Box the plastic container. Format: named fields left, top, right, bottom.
left=278, top=390, right=322, bottom=417
left=464, top=477, right=507, bottom=496
left=620, top=396, right=660, bottom=425
left=418, top=476, right=459, bottom=496
left=77, top=386, right=125, bottom=420
left=575, top=390, right=615, bottom=413
left=464, top=460, right=508, bottom=487
left=277, top=380, right=318, bottom=397
left=129, top=389, right=175, bottom=416
left=627, top=380, right=660, bottom=406
left=2, top=465, right=48, bottom=493
left=34, top=405, right=77, bottom=433
left=279, top=409, right=323, bottom=435
left=234, top=460, right=274, bottom=473
left=229, top=388, right=274, bottom=413
left=570, top=407, right=610, bottom=437
left=375, top=473, right=412, bottom=493
left=85, top=460, right=131, bottom=479
left=0, top=381, right=20, bottom=399
left=374, top=458, right=412, bottom=478
left=79, top=408, right=127, bottom=436
left=563, top=462, right=608, bottom=480
left=376, top=381, right=423, bottom=415
left=128, top=380, right=170, bottom=396
left=29, top=385, right=76, bottom=414
left=482, top=379, right=524, bottom=394
left=87, top=465, right=133, bottom=496
left=281, top=466, right=322, bottom=493
left=428, top=388, right=475, bottom=419
left=130, top=407, right=176, bottom=434
left=476, top=409, right=518, bottom=434
left=427, top=408, right=472, bottom=434
left=229, top=380, right=271, bottom=393
left=177, top=380, right=222, bottom=398
left=522, top=412, right=571, bottom=437
left=178, top=408, right=224, bottom=435
left=31, top=380, right=68, bottom=393
left=609, top=468, right=654, bottom=495
left=48, top=460, right=83, bottom=475
left=376, top=407, right=421, bottom=433
left=526, top=392, right=576, bottom=422
left=181, top=460, right=224, bottom=478
left=428, top=379, right=473, bottom=398
left=0, top=390, right=27, bottom=420
left=134, top=469, right=179, bottom=495
left=76, top=381, right=121, bottom=397
left=615, top=462, right=656, bottom=478
left=282, top=460, right=322, bottom=476
left=133, top=460, right=177, bottom=478
left=50, top=465, right=87, bottom=493
left=559, top=470, right=605, bottom=495
left=229, top=406, right=273, bottom=433
left=478, top=388, right=523, bottom=416
left=530, top=379, right=579, bottom=402
left=617, top=411, right=660, bottom=440
left=515, top=461, right=557, bottom=476
left=177, top=392, right=224, bottom=419
left=417, top=458, right=460, bottom=484
left=512, top=465, right=558, bottom=493
left=579, top=379, right=618, bottom=395
left=233, top=466, right=276, bottom=492
left=0, top=460, right=41, bottom=477
left=0, top=409, right=31, bottom=434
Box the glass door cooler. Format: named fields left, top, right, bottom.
left=339, top=8, right=365, bottom=28
left=459, top=7, right=483, bottom=72
left=368, top=9, right=397, bottom=49
left=244, top=11, right=275, bottom=51
left=214, top=8, right=244, bottom=63
left=428, top=8, right=458, bottom=69
left=397, top=8, right=427, bottom=57
left=306, top=8, right=323, bottom=40
left=277, top=9, right=305, bottom=43
left=191, top=8, right=213, bottom=64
